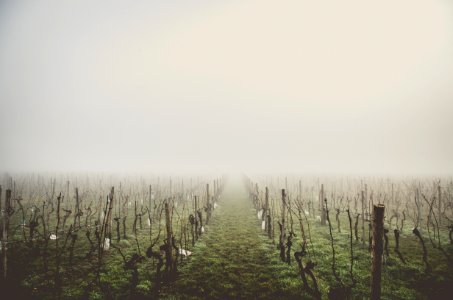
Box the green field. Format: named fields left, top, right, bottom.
left=2, top=176, right=452, bottom=299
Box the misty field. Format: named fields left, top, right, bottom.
left=2, top=1, right=453, bottom=299
left=1, top=174, right=452, bottom=299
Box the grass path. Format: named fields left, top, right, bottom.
left=164, top=179, right=301, bottom=299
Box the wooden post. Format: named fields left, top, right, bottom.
left=280, top=189, right=286, bottom=261
left=265, top=187, right=270, bottom=236
left=106, top=187, right=114, bottom=240
left=2, top=189, right=11, bottom=279
left=365, top=184, right=368, bottom=219
left=194, top=196, right=199, bottom=240
left=371, top=204, right=385, bottom=300
left=361, top=190, right=366, bottom=245
left=164, top=200, right=174, bottom=272
left=74, top=187, right=80, bottom=229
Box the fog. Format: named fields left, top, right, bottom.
left=1, top=0, right=453, bottom=175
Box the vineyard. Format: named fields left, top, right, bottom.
left=1, top=174, right=452, bottom=299
left=2, top=0, right=453, bottom=299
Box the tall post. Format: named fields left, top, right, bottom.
left=106, top=187, right=114, bottom=240
left=371, top=204, right=385, bottom=300
left=361, top=190, right=366, bottom=245
left=75, top=187, right=80, bottom=228
left=164, top=200, right=174, bottom=272
left=280, top=189, right=286, bottom=261
left=365, top=184, right=368, bottom=218
left=194, top=196, right=199, bottom=239
left=265, top=187, right=269, bottom=233
left=2, top=189, right=11, bottom=279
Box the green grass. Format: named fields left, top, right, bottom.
left=162, top=184, right=453, bottom=299
left=5, top=182, right=453, bottom=299
left=161, top=186, right=317, bottom=299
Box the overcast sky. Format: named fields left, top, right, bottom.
left=1, top=0, right=452, bottom=175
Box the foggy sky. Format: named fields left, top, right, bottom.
left=1, top=0, right=453, bottom=175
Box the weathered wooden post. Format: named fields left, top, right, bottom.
left=280, top=189, right=287, bottom=262
left=164, top=200, right=174, bottom=273
left=108, top=187, right=114, bottom=238
left=361, top=190, right=366, bottom=246
left=74, top=187, right=80, bottom=229
left=2, top=189, right=12, bottom=279
left=371, top=204, right=385, bottom=300
left=365, top=184, right=368, bottom=219
left=265, top=187, right=270, bottom=237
